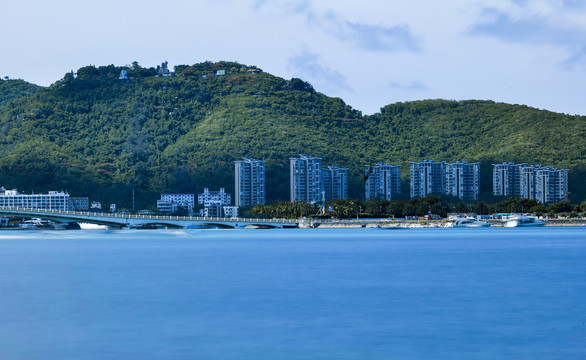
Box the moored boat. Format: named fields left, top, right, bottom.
left=18, top=218, right=53, bottom=229
left=371, top=225, right=404, bottom=230
left=78, top=222, right=110, bottom=230
left=445, top=217, right=491, bottom=228
left=504, top=216, right=546, bottom=227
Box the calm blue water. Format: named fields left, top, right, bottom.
left=0, top=227, right=585, bottom=359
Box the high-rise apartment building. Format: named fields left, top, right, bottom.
left=519, top=165, right=543, bottom=200
left=235, top=158, right=265, bottom=207
left=535, top=167, right=568, bottom=204
left=410, top=160, right=446, bottom=199
left=322, top=166, right=349, bottom=201
left=445, top=161, right=480, bottom=200
left=495, top=162, right=568, bottom=204
left=365, top=163, right=401, bottom=200
left=290, top=154, right=322, bottom=203
left=492, top=162, right=527, bottom=197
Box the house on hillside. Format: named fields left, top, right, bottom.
left=158, top=61, right=171, bottom=77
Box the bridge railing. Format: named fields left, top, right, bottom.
left=0, top=207, right=295, bottom=224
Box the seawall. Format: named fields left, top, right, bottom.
left=309, top=219, right=586, bottom=228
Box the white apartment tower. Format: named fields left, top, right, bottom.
left=290, top=154, right=322, bottom=203
left=410, top=160, right=446, bottom=199
left=322, top=166, right=349, bottom=201
left=535, top=167, right=568, bottom=204
left=235, top=158, right=265, bottom=207
left=493, top=162, right=527, bottom=197
left=445, top=161, right=480, bottom=201
left=365, top=163, right=401, bottom=200
left=519, top=165, right=543, bottom=200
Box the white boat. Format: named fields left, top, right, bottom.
left=78, top=222, right=110, bottom=230
left=445, top=217, right=491, bottom=228
left=18, top=218, right=53, bottom=229
left=504, top=216, right=546, bottom=227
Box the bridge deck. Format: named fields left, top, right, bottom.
left=0, top=207, right=298, bottom=229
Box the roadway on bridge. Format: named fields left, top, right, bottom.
left=0, top=207, right=298, bottom=229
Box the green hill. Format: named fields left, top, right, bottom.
left=0, top=61, right=584, bottom=209
left=0, top=79, right=42, bottom=107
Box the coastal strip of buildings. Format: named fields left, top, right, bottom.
left=0, top=157, right=570, bottom=215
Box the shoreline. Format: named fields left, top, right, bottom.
left=1, top=219, right=584, bottom=230
left=308, top=219, right=586, bottom=229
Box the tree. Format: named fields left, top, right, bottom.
left=76, top=65, right=100, bottom=80
left=580, top=200, right=586, bottom=213
left=529, top=204, right=547, bottom=217
left=454, top=202, right=468, bottom=213
left=289, top=78, right=314, bottom=92
left=252, top=204, right=268, bottom=218
left=548, top=200, right=572, bottom=214
left=62, top=71, right=74, bottom=85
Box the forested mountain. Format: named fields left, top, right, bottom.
left=0, top=61, right=584, bottom=209
left=0, top=79, right=41, bottom=107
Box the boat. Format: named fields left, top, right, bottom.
left=504, top=216, right=546, bottom=227
left=371, top=225, right=403, bottom=230
left=78, top=222, right=110, bottom=230
left=445, top=217, right=491, bottom=228
left=18, top=218, right=53, bottom=229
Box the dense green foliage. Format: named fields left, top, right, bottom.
left=251, top=196, right=586, bottom=219
left=0, top=62, right=584, bottom=209
left=0, top=79, right=41, bottom=107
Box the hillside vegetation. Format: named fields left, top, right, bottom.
left=0, top=61, right=584, bottom=208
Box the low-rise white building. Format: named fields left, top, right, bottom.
left=197, top=188, right=232, bottom=217
left=198, top=188, right=231, bottom=206
left=0, top=187, right=70, bottom=211
left=157, top=193, right=195, bottom=214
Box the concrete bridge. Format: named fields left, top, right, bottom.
left=0, top=207, right=298, bottom=229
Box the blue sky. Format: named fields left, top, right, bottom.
left=2, top=0, right=586, bottom=115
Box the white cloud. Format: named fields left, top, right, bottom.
left=252, top=0, right=420, bottom=52
left=287, top=51, right=350, bottom=93
left=389, top=81, right=428, bottom=91
left=1, top=0, right=585, bottom=115
left=468, top=0, right=586, bottom=70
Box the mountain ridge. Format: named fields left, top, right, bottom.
left=0, top=61, right=584, bottom=208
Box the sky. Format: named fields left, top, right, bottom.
left=2, top=0, right=586, bottom=116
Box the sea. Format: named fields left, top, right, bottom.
left=0, top=227, right=584, bottom=360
